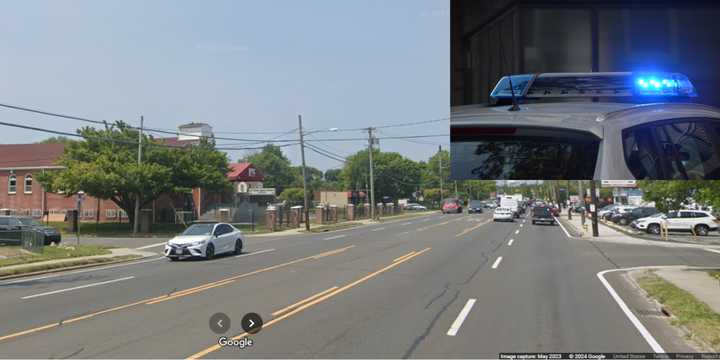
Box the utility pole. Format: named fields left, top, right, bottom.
left=368, top=127, right=376, bottom=220
left=438, top=145, right=444, bottom=202
left=299, top=115, right=310, bottom=231
left=590, top=180, right=599, bottom=237
left=133, top=115, right=143, bottom=235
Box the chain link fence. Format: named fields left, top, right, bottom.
left=0, top=229, right=44, bottom=253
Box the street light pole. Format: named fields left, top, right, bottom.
left=590, top=180, right=599, bottom=237
left=438, top=145, right=444, bottom=202
left=133, top=115, right=143, bottom=235
left=298, top=115, right=310, bottom=231
left=368, top=127, right=376, bottom=220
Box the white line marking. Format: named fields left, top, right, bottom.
left=401, top=222, right=413, bottom=226
left=553, top=217, right=573, bottom=238
left=323, top=234, right=347, bottom=241
left=135, top=242, right=167, bottom=250
left=704, top=248, right=720, bottom=255
left=491, top=256, right=503, bottom=269
left=21, top=276, right=135, bottom=299
left=446, top=298, right=476, bottom=336
left=235, top=248, right=276, bottom=258
left=508, top=239, right=514, bottom=246
left=597, top=268, right=665, bottom=353
left=520, top=224, right=524, bottom=228
left=371, top=227, right=386, bottom=232
left=0, top=257, right=163, bottom=285
left=514, top=229, right=519, bottom=235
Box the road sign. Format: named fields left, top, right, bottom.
left=601, top=180, right=636, bottom=188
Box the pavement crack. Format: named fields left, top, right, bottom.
left=403, top=289, right=460, bottom=359
left=424, top=282, right=450, bottom=309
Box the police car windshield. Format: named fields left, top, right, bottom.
left=451, top=128, right=600, bottom=179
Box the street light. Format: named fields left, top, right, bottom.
left=298, top=119, right=339, bottom=230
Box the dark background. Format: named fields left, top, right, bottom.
left=451, top=0, right=720, bottom=107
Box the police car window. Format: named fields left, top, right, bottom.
left=623, top=118, right=720, bottom=179
left=451, top=127, right=600, bottom=179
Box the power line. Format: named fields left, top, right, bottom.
left=306, top=116, right=449, bottom=133
left=305, top=143, right=347, bottom=163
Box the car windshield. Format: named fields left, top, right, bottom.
left=17, top=218, right=40, bottom=226
left=181, top=224, right=215, bottom=236
left=451, top=127, right=600, bottom=179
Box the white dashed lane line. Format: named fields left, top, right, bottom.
left=491, top=256, right=503, bottom=269
left=507, top=239, right=514, bottom=246
left=323, top=234, right=347, bottom=241
left=446, top=298, right=477, bottom=336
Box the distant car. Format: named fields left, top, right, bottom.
left=467, top=200, right=484, bottom=214
left=164, top=222, right=244, bottom=261
left=611, top=206, right=659, bottom=226
left=0, top=216, right=61, bottom=245
left=493, top=207, right=514, bottom=222
left=633, top=210, right=718, bottom=236
left=572, top=205, right=586, bottom=213
left=603, top=205, right=636, bottom=220
left=549, top=206, right=560, bottom=217
left=441, top=199, right=463, bottom=214
left=405, top=203, right=428, bottom=211
left=597, top=204, right=619, bottom=219
left=531, top=206, right=555, bottom=225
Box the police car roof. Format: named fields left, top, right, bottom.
left=451, top=102, right=720, bottom=138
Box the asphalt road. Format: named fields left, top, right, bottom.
left=0, top=212, right=718, bottom=358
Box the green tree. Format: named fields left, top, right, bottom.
left=324, top=169, right=341, bottom=182
left=242, top=145, right=295, bottom=193
left=278, top=187, right=305, bottom=204
left=636, top=180, right=698, bottom=212
left=37, top=122, right=230, bottom=227
left=421, top=150, right=450, bottom=189
left=340, top=149, right=422, bottom=200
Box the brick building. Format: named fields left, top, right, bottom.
left=0, top=140, right=265, bottom=224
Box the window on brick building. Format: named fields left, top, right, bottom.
left=24, top=175, right=32, bottom=194
left=8, top=175, right=16, bottom=194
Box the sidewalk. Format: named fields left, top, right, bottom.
left=558, top=213, right=720, bottom=250
left=654, top=267, right=720, bottom=314
left=0, top=248, right=156, bottom=279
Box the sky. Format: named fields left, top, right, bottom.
left=0, top=0, right=449, bottom=171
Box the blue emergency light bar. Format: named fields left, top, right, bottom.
left=490, top=72, right=698, bottom=99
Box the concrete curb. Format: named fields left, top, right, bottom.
left=0, top=254, right=146, bottom=281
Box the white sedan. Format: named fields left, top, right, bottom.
left=164, top=222, right=244, bottom=261
left=493, top=207, right=514, bottom=222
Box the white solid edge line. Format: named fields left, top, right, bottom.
left=0, top=257, right=163, bottom=286
left=491, top=256, right=503, bottom=269
left=135, top=242, right=168, bottom=250
left=704, top=248, right=720, bottom=255
left=235, top=248, right=276, bottom=258
left=21, top=276, right=136, bottom=299
left=446, top=298, right=477, bottom=336
left=508, top=239, right=514, bottom=246
left=323, top=234, right=347, bottom=241
left=371, top=227, right=386, bottom=232
left=554, top=217, right=572, bottom=238
left=401, top=222, right=413, bottom=226
left=597, top=267, right=665, bottom=353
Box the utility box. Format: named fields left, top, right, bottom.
left=265, top=208, right=277, bottom=231
left=346, top=204, right=355, bottom=221
left=290, top=206, right=303, bottom=228
left=315, top=206, right=325, bottom=224
left=140, top=209, right=153, bottom=233
left=65, top=210, right=79, bottom=233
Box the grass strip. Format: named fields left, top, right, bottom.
left=637, top=272, right=720, bottom=350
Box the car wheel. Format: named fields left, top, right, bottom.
left=169, top=257, right=179, bottom=261
left=234, top=239, right=243, bottom=255
left=694, top=224, right=709, bottom=236
left=647, top=224, right=661, bottom=235
left=205, top=243, right=215, bottom=260
left=619, top=218, right=628, bottom=226
left=532, top=220, right=535, bottom=225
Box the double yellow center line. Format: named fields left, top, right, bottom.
left=187, top=247, right=432, bottom=359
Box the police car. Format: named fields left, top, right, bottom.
left=451, top=72, right=720, bottom=179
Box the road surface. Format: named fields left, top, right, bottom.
left=0, top=212, right=718, bottom=358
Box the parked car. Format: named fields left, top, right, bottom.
left=441, top=198, right=463, bottom=214
left=0, top=216, right=61, bottom=245
left=405, top=203, right=428, bottom=211
left=467, top=200, right=484, bottom=214
left=610, top=206, right=659, bottom=226
left=633, top=210, right=718, bottom=236
left=602, top=205, right=636, bottom=220
left=493, top=207, right=514, bottom=222
left=597, top=204, right=619, bottom=219
left=531, top=206, right=555, bottom=225
left=164, top=222, right=244, bottom=261
left=572, top=205, right=586, bottom=213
